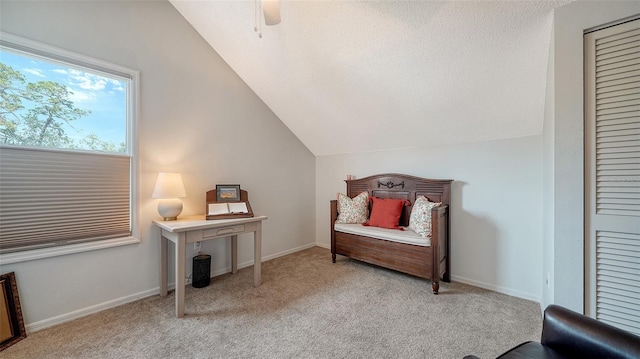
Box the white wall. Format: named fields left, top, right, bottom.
left=316, top=136, right=543, bottom=301
left=0, top=0, right=315, bottom=329
left=546, top=0, right=640, bottom=313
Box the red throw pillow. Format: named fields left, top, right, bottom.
left=364, top=197, right=407, bottom=230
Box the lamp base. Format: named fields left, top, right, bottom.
left=158, top=198, right=183, bottom=221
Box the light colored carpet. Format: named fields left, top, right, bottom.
left=2, top=247, right=542, bottom=358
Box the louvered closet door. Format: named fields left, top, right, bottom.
left=585, top=18, right=640, bottom=336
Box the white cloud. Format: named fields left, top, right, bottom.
left=23, top=68, right=45, bottom=77
left=108, top=79, right=125, bottom=92
left=66, top=87, right=94, bottom=103
left=67, top=69, right=108, bottom=91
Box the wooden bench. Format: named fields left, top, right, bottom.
left=330, top=173, right=452, bottom=293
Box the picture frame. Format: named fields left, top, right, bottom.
left=216, top=184, right=241, bottom=202
left=0, top=272, right=26, bottom=351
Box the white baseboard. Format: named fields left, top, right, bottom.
left=258, top=242, right=317, bottom=264
left=312, top=244, right=539, bottom=304
left=210, top=242, right=318, bottom=278
left=27, top=247, right=541, bottom=333
left=451, top=274, right=541, bottom=303
left=27, top=243, right=318, bottom=333
left=26, top=288, right=157, bottom=333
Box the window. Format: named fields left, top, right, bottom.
left=0, top=33, right=139, bottom=261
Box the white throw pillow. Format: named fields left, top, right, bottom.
left=336, top=192, right=369, bottom=224
left=409, top=196, right=441, bottom=237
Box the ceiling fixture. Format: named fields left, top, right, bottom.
left=254, top=0, right=281, bottom=38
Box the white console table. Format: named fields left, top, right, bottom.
left=153, top=215, right=267, bottom=317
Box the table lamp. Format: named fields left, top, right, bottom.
left=152, top=172, right=186, bottom=220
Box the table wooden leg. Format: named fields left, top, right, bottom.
left=160, top=234, right=168, bottom=297
left=175, top=233, right=186, bottom=318
left=254, top=221, right=262, bottom=287
left=231, top=235, right=238, bottom=274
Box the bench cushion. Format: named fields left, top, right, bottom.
left=334, top=223, right=431, bottom=247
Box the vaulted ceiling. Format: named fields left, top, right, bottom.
left=170, top=0, right=573, bottom=156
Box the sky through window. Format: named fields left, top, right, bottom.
left=1, top=48, right=127, bottom=152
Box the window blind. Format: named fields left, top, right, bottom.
left=0, top=146, right=131, bottom=254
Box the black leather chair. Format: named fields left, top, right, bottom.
left=464, top=304, right=640, bottom=359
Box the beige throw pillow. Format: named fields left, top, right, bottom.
left=336, top=192, right=369, bottom=224
left=409, top=196, right=441, bottom=237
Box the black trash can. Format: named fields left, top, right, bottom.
left=192, top=254, right=211, bottom=288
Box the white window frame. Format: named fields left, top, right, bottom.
left=0, top=32, right=139, bottom=264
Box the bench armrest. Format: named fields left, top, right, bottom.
left=330, top=200, right=338, bottom=226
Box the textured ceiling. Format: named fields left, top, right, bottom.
left=170, top=0, right=573, bottom=156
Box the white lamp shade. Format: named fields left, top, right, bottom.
left=262, top=0, right=281, bottom=26
left=152, top=172, right=186, bottom=199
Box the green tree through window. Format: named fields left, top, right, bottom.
left=0, top=54, right=126, bottom=153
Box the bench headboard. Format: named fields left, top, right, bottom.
left=346, top=173, right=452, bottom=227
